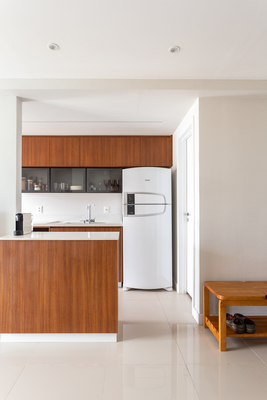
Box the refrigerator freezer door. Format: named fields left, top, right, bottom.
left=123, top=167, right=171, bottom=204
left=123, top=192, right=167, bottom=205
left=123, top=204, right=172, bottom=290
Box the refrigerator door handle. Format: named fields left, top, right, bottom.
left=124, top=191, right=167, bottom=204
left=125, top=204, right=167, bottom=217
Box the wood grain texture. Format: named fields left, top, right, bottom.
left=22, top=136, right=50, bottom=167
left=50, top=136, right=80, bottom=167
left=203, top=285, right=209, bottom=329
left=49, top=227, right=123, bottom=282
left=23, top=135, right=173, bottom=168
left=79, top=136, right=139, bottom=167
left=208, top=316, right=267, bottom=337
left=204, top=281, right=267, bottom=300
left=0, top=240, right=118, bottom=334
left=218, top=300, right=227, bottom=351
left=79, top=136, right=172, bottom=167
left=140, top=136, right=172, bottom=167
left=204, top=281, right=267, bottom=351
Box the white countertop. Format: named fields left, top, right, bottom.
left=0, top=232, right=120, bottom=241
left=33, top=221, right=122, bottom=228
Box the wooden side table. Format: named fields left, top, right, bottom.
left=203, top=281, right=267, bottom=351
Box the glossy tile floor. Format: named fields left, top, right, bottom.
left=1, top=290, right=267, bottom=399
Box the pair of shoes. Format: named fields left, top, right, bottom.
left=234, top=313, right=256, bottom=334
left=226, top=313, right=245, bottom=333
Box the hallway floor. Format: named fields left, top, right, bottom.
left=1, top=289, right=267, bottom=399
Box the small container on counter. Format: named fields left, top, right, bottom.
left=34, top=184, right=40, bottom=191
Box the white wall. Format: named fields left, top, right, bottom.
left=199, top=96, right=267, bottom=315
left=0, top=96, right=22, bottom=236
left=22, top=193, right=122, bottom=224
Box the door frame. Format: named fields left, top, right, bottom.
left=177, top=117, right=200, bottom=323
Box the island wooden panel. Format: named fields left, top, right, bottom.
left=22, top=136, right=50, bottom=167
left=49, top=226, right=123, bottom=283
left=0, top=240, right=118, bottom=334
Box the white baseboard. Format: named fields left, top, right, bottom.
left=192, top=307, right=203, bottom=325
left=0, top=333, right=117, bottom=343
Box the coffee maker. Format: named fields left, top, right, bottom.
left=14, top=213, right=32, bottom=236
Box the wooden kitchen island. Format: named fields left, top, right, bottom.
left=0, top=231, right=119, bottom=342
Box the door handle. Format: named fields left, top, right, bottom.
left=184, top=212, right=191, bottom=216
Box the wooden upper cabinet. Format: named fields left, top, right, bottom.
left=109, top=137, right=141, bottom=167
left=22, top=136, right=50, bottom=167
left=80, top=136, right=142, bottom=167
left=23, top=135, right=173, bottom=168
left=50, top=136, right=80, bottom=167
left=80, top=136, right=112, bottom=167
left=140, top=136, right=172, bottom=167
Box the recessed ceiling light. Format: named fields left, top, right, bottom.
left=47, top=43, right=60, bottom=51
left=168, top=46, right=180, bottom=53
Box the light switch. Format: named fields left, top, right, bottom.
left=104, top=206, right=110, bottom=214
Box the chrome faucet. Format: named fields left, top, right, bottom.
left=86, top=204, right=95, bottom=223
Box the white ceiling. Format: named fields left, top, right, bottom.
left=1, top=0, right=267, bottom=135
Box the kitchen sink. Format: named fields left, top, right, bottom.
left=64, top=221, right=107, bottom=225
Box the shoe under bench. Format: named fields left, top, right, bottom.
left=203, top=281, right=267, bottom=351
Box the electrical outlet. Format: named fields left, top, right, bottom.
left=104, top=206, right=110, bottom=214
left=37, top=205, right=43, bottom=214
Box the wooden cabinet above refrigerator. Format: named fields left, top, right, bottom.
left=22, top=135, right=172, bottom=168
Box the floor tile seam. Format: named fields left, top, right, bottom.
left=25, top=342, right=42, bottom=365
left=156, top=294, right=173, bottom=325
left=169, top=327, right=189, bottom=367
left=185, top=361, right=267, bottom=368
left=101, top=364, right=107, bottom=400
left=237, top=338, right=267, bottom=366
left=119, top=299, right=163, bottom=303
left=105, top=362, right=188, bottom=367
left=248, top=346, right=267, bottom=366
left=156, top=294, right=196, bottom=322
left=4, top=365, right=26, bottom=400
left=180, top=362, right=201, bottom=399
left=25, top=362, right=109, bottom=367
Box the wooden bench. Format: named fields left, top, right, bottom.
left=203, top=281, right=267, bottom=351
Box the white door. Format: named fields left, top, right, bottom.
left=186, top=135, right=194, bottom=297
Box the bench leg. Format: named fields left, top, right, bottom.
left=219, top=300, right=227, bottom=351
left=203, top=285, right=209, bottom=328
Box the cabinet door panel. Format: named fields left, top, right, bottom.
left=22, top=137, right=50, bottom=167
left=80, top=137, right=112, bottom=167
left=140, top=136, right=172, bottom=167
left=49, top=226, right=123, bottom=283
left=50, top=137, right=80, bottom=167
left=109, top=137, right=141, bottom=167
left=80, top=136, right=141, bottom=167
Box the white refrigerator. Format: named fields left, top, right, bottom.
left=122, top=167, right=172, bottom=290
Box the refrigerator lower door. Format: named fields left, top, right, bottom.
left=123, top=205, right=172, bottom=290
